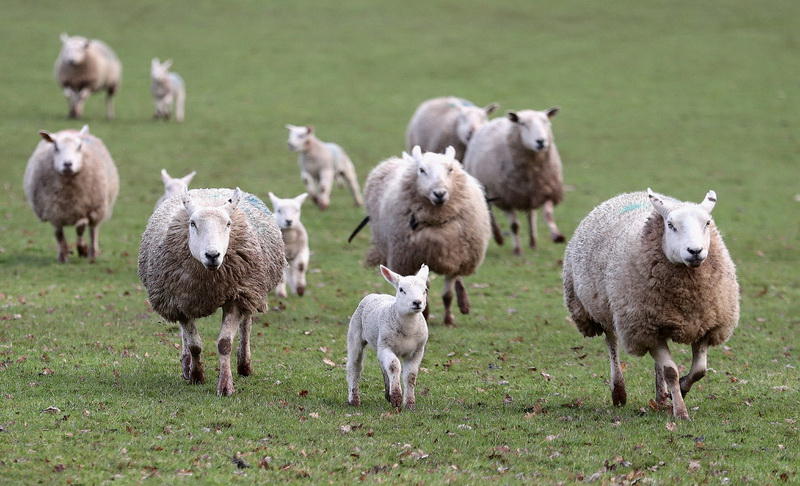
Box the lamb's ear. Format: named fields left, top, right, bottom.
left=411, top=145, right=423, bottom=162
left=484, top=102, right=499, bottom=115
left=60, top=33, right=69, bottom=44
left=700, top=190, right=717, bottom=213
left=380, top=265, right=400, bottom=288
left=268, top=191, right=280, bottom=209
left=163, top=59, right=173, bottom=70
left=39, top=130, right=56, bottom=144
left=416, top=264, right=429, bottom=283
left=294, top=193, right=308, bottom=206
left=226, top=187, right=242, bottom=212
left=182, top=192, right=197, bottom=216
left=507, top=112, right=520, bottom=123
left=152, top=58, right=160, bottom=68
left=79, top=125, right=89, bottom=136
left=161, top=169, right=171, bottom=184
left=647, top=188, right=671, bottom=218
left=181, top=171, right=196, bottom=186
left=401, top=151, right=415, bottom=164
left=285, top=124, right=297, bottom=130
left=444, top=146, right=456, bottom=160
left=546, top=107, right=560, bottom=119
left=306, top=125, right=314, bottom=135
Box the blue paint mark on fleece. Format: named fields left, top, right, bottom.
left=619, top=202, right=648, bottom=215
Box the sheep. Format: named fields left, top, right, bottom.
left=157, top=169, right=196, bottom=207
left=23, top=125, right=119, bottom=263
left=361, top=145, right=491, bottom=326
left=463, top=108, right=565, bottom=254
left=562, top=189, right=740, bottom=419
left=405, top=96, right=499, bottom=163
left=285, top=124, right=364, bottom=210
left=54, top=33, right=122, bottom=120
left=150, top=58, right=186, bottom=122
left=138, top=188, right=285, bottom=396
left=268, top=192, right=310, bottom=298
left=347, top=264, right=429, bottom=409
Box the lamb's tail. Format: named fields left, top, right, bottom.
left=347, top=216, right=369, bottom=243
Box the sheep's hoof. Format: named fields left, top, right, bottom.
left=58, top=254, right=68, bottom=263
left=674, top=408, right=690, bottom=420
left=189, top=362, right=205, bottom=384
left=348, top=394, right=361, bottom=407
left=296, top=286, right=305, bottom=297
left=512, top=247, right=522, bottom=256
left=389, top=388, right=402, bottom=408
left=181, top=355, right=192, bottom=380
left=552, top=234, right=566, bottom=244
left=217, top=376, right=235, bottom=396
left=404, top=401, right=416, bottom=411
left=237, top=361, right=252, bottom=377
left=77, top=244, right=89, bottom=257
left=611, top=385, right=627, bottom=406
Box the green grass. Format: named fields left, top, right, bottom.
left=1, top=0, right=798, bottom=483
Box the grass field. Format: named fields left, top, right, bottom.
left=1, top=0, right=798, bottom=483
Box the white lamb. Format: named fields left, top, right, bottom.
left=347, top=264, right=429, bottom=410
left=150, top=58, right=186, bottom=122
left=157, top=169, right=196, bottom=207
left=268, top=192, right=310, bottom=298
left=285, top=124, right=364, bottom=210
left=54, top=33, right=122, bottom=119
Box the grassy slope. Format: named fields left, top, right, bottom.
left=0, top=0, right=798, bottom=483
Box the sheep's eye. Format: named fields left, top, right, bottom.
left=399, top=288, right=405, bottom=294
left=226, top=221, right=232, bottom=228
left=419, top=168, right=426, bottom=175
left=448, top=167, right=454, bottom=174
left=667, top=221, right=676, bottom=232
left=190, top=221, right=196, bottom=228
left=705, top=220, right=711, bottom=227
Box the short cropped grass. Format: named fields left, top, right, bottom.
left=0, top=0, right=798, bottom=483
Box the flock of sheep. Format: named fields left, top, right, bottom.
left=22, top=34, right=740, bottom=420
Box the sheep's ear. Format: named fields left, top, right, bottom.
left=60, top=33, right=69, bottom=44
left=647, top=188, right=672, bottom=217
left=411, top=145, right=423, bottom=162
left=546, top=107, right=560, bottom=119
left=700, top=190, right=717, bottom=213
left=484, top=102, right=499, bottom=115
left=416, top=264, right=429, bottom=283
left=401, top=151, right=415, bottom=164
left=507, top=112, right=520, bottom=123
left=227, top=187, right=242, bottom=212
left=182, top=193, right=197, bottom=216
left=285, top=124, right=296, bottom=130
left=294, top=193, right=308, bottom=206
left=444, top=146, right=456, bottom=160
left=268, top=191, right=280, bottom=209
left=306, top=125, right=314, bottom=135
left=79, top=125, right=89, bottom=136
left=380, top=265, right=399, bottom=288
left=152, top=58, right=159, bottom=68
left=39, top=130, right=56, bottom=144
left=181, top=171, right=196, bottom=186
left=161, top=169, right=171, bottom=184
left=163, top=59, right=173, bottom=70
left=84, top=39, right=91, bottom=49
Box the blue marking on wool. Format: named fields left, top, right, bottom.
left=619, top=202, right=648, bottom=214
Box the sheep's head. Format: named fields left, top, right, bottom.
left=456, top=102, right=498, bottom=146
left=648, top=188, right=717, bottom=268
left=183, top=188, right=241, bottom=270
left=380, top=264, right=429, bottom=315
left=39, top=125, right=89, bottom=176
left=269, top=192, right=307, bottom=229
left=59, top=33, right=90, bottom=66
left=161, top=169, right=195, bottom=200
left=286, top=124, right=313, bottom=152
left=403, top=145, right=460, bottom=206
left=507, top=107, right=559, bottom=153
left=151, top=58, right=173, bottom=83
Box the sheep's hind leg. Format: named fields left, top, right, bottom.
left=346, top=315, right=366, bottom=406
left=180, top=319, right=204, bottom=384
left=237, top=314, right=253, bottom=376
left=605, top=331, right=627, bottom=406
left=73, top=88, right=91, bottom=119
left=454, top=277, right=470, bottom=315
left=488, top=205, right=504, bottom=245
left=654, top=362, right=670, bottom=408
left=442, top=276, right=456, bottom=326
left=340, top=161, right=364, bottom=206
left=505, top=211, right=521, bottom=255
left=543, top=200, right=565, bottom=243
left=527, top=209, right=538, bottom=249
left=54, top=225, right=69, bottom=263
left=651, top=341, right=690, bottom=419
left=680, top=338, right=709, bottom=397
left=216, top=304, right=241, bottom=396
left=75, top=219, right=89, bottom=257
left=88, top=223, right=100, bottom=262
left=105, top=86, right=116, bottom=120
left=378, top=348, right=403, bottom=408
left=402, top=347, right=425, bottom=410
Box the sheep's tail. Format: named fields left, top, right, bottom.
left=347, top=215, right=370, bottom=243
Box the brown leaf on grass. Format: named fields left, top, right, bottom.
left=561, top=398, right=583, bottom=408
left=39, top=368, right=54, bottom=376
left=298, top=390, right=309, bottom=398
left=322, top=358, right=337, bottom=367
left=41, top=406, right=61, bottom=414
left=665, top=422, right=677, bottom=432
left=540, top=372, right=552, bottom=381
left=688, top=460, right=701, bottom=472
left=258, top=456, right=273, bottom=469
left=503, top=394, right=513, bottom=405
left=52, top=464, right=66, bottom=472
left=232, top=455, right=250, bottom=469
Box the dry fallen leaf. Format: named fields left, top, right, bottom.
left=688, top=460, right=701, bottom=472
left=666, top=422, right=677, bottom=432
left=322, top=358, right=337, bottom=367
left=41, top=406, right=61, bottom=414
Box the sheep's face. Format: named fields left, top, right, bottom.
left=183, top=189, right=241, bottom=270
left=151, top=58, right=173, bottom=84
left=161, top=169, right=195, bottom=200
left=507, top=108, right=559, bottom=153
left=40, top=126, right=89, bottom=176
left=455, top=103, right=498, bottom=146
left=60, top=34, right=90, bottom=66
left=404, top=145, right=459, bottom=206
left=381, top=264, right=429, bottom=315
left=269, top=192, right=307, bottom=229
left=648, top=188, right=717, bottom=268
left=286, top=124, right=312, bottom=152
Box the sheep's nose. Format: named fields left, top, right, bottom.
left=433, top=190, right=447, bottom=201
left=63, top=161, right=72, bottom=168
left=687, top=247, right=703, bottom=256
left=284, top=219, right=293, bottom=227
left=535, top=139, right=545, bottom=149
left=205, top=250, right=220, bottom=260
left=412, top=300, right=422, bottom=308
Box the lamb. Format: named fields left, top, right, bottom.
left=562, top=189, right=740, bottom=419
left=347, top=264, right=429, bottom=409
left=150, top=58, right=186, bottom=122
left=463, top=108, right=565, bottom=254
left=157, top=169, right=196, bottom=207
left=54, top=33, right=122, bottom=119
left=405, top=96, right=498, bottom=162
left=268, top=192, right=310, bottom=298
left=361, top=145, right=491, bottom=326
left=285, top=124, right=364, bottom=210
left=138, top=188, right=285, bottom=396
left=23, top=125, right=119, bottom=263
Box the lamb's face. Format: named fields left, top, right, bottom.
left=381, top=264, right=429, bottom=315
left=40, top=126, right=89, bottom=176
left=649, top=189, right=717, bottom=268
left=508, top=108, right=559, bottom=153
left=151, top=58, right=172, bottom=84
left=286, top=125, right=311, bottom=152
left=60, top=34, right=90, bottom=66
left=269, top=192, right=307, bottom=229
left=405, top=145, right=459, bottom=206
left=456, top=104, right=496, bottom=146
left=183, top=189, right=241, bottom=270
left=161, top=169, right=195, bottom=200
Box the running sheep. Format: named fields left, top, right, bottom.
left=138, top=188, right=285, bottom=396
left=268, top=192, right=310, bottom=298
left=23, top=125, right=119, bottom=262
left=562, top=189, right=740, bottom=419
left=151, top=58, right=186, bottom=122
left=285, top=124, right=364, bottom=210
left=347, top=264, right=429, bottom=409
left=464, top=108, right=565, bottom=254
left=157, top=169, right=196, bottom=207
left=405, top=96, right=498, bottom=162
left=54, top=33, right=122, bottom=119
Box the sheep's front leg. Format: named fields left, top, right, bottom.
left=527, top=209, right=538, bottom=249
left=72, top=88, right=91, bottom=119
left=654, top=362, right=669, bottom=408
left=454, top=277, right=470, bottom=315
left=275, top=265, right=289, bottom=298
left=680, top=338, right=709, bottom=397
left=237, top=314, right=252, bottom=377
left=543, top=200, right=565, bottom=243
left=651, top=341, right=689, bottom=420
left=402, top=346, right=425, bottom=410
left=340, top=160, right=364, bottom=206
left=216, top=304, right=241, bottom=396
left=378, top=348, right=402, bottom=408
left=105, top=86, right=116, bottom=120
left=54, top=225, right=69, bottom=263
left=75, top=219, right=89, bottom=257
left=605, top=331, right=627, bottom=406
left=442, top=276, right=456, bottom=326
left=317, top=169, right=335, bottom=210
left=292, top=248, right=309, bottom=296
left=505, top=210, right=521, bottom=255
left=180, top=319, right=204, bottom=384
left=88, top=223, right=100, bottom=262
left=346, top=310, right=366, bottom=406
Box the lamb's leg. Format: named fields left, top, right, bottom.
left=488, top=206, right=504, bottom=245
left=105, top=85, right=116, bottom=120
left=317, top=169, right=335, bottom=210
left=378, top=347, right=402, bottom=408
left=382, top=368, right=391, bottom=403
left=237, top=314, right=252, bottom=376
left=654, top=362, right=669, bottom=408
left=54, top=225, right=69, bottom=263
left=346, top=309, right=366, bottom=406
left=680, top=337, right=709, bottom=397
left=275, top=265, right=289, bottom=298
left=527, top=209, right=538, bottom=249
left=505, top=211, right=521, bottom=255
left=442, top=276, right=456, bottom=326
left=63, top=88, right=78, bottom=119
left=340, top=160, right=364, bottom=206
left=88, top=223, right=100, bottom=262
left=402, top=346, right=425, bottom=410
left=75, top=219, right=89, bottom=257
left=454, top=277, right=470, bottom=315
left=180, top=319, right=204, bottom=384
left=605, top=331, right=627, bottom=406
left=294, top=249, right=309, bottom=296
left=216, top=304, right=241, bottom=396
left=73, top=88, right=91, bottom=119
left=543, top=200, right=565, bottom=243
left=651, top=341, right=690, bottom=419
